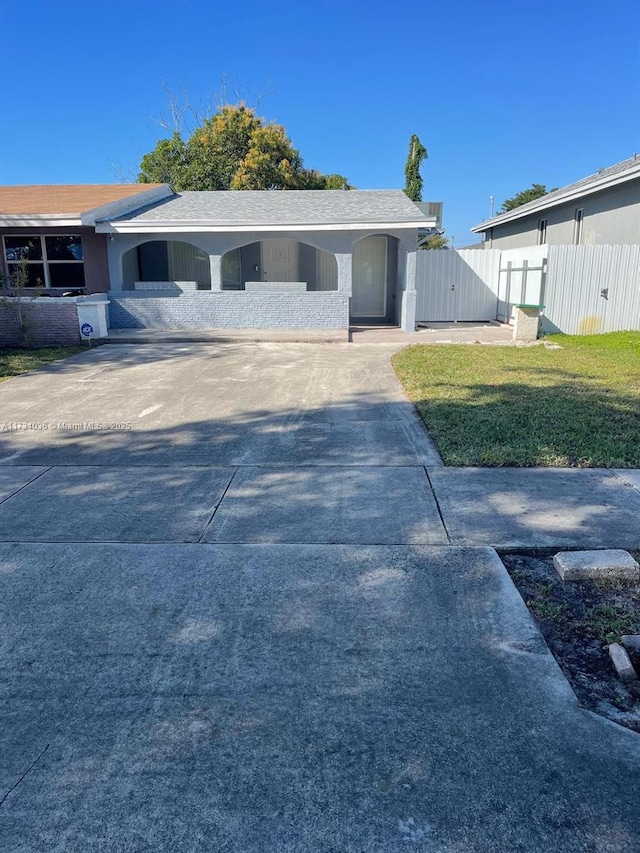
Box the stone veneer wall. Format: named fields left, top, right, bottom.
left=109, top=293, right=350, bottom=330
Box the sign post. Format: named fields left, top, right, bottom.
left=80, top=322, right=94, bottom=347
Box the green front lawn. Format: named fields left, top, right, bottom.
left=0, top=346, right=86, bottom=383
left=392, top=332, right=640, bottom=467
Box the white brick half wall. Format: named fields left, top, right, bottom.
left=109, top=293, right=350, bottom=330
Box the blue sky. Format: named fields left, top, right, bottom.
left=1, top=0, right=638, bottom=244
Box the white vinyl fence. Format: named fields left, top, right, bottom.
left=416, top=244, right=640, bottom=334
left=496, top=246, right=547, bottom=322
left=542, top=245, right=640, bottom=334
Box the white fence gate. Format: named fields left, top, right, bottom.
left=415, top=249, right=501, bottom=322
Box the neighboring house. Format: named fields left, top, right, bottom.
left=0, top=185, right=436, bottom=335
left=0, top=184, right=172, bottom=293
left=471, top=155, right=640, bottom=249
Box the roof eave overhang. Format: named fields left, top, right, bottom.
left=0, top=214, right=83, bottom=228
left=96, top=218, right=433, bottom=234
left=470, top=166, right=640, bottom=233
left=0, top=185, right=174, bottom=230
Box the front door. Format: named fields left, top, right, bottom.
left=351, top=236, right=387, bottom=319
left=261, top=239, right=299, bottom=282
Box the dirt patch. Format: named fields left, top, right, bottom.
left=502, top=552, right=640, bottom=732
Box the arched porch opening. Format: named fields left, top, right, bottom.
left=221, top=239, right=338, bottom=291
left=121, top=240, right=211, bottom=291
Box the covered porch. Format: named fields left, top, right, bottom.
left=107, top=232, right=414, bottom=331
left=119, top=237, right=341, bottom=294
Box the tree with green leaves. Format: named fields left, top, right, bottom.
left=420, top=233, right=448, bottom=250
left=137, top=133, right=189, bottom=186
left=138, top=103, right=351, bottom=191
left=403, top=134, right=428, bottom=202
left=500, top=183, right=555, bottom=212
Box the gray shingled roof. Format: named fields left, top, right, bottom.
left=106, top=190, right=428, bottom=226
left=472, top=155, right=640, bottom=231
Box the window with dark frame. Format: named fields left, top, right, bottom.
left=537, top=218, right=547, bottom=245
left=574, top=209, right=584, bottom=245
left=2, top=235, right=85, bottom=289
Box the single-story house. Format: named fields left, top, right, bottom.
left=471, top=155, right=640, bottom=249
left=0, top=184, right=437, bottom=338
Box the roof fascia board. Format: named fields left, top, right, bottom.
left=84, top=184, right=174, bottom=225
left=471, top=165, right=640, bottom=233
left=0, top=215, right=83, bottom=228
left=0, top=186, right=173, bottom=229
left=96, top=219, right=433, bottom=234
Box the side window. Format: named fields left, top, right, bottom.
left=574, top=209, right=584, bottom=245
left=537, top=219, right=547, bottom=245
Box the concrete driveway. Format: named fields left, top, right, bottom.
left=1, top=343, right=639, bottom=852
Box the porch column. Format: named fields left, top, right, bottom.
left=335, top=252, right=352, bottom=296
left=400, top=246, right=417, bottom=332
left=106, top=238, right=124, bottom=291
left=209, top=254, right=222, bottom=291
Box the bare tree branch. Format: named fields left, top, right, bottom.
left=108, top=160, right=138, bottom=184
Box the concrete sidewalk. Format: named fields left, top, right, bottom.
left=429, top=466, right=640, bottom=550
left=105, top=322, right=514, bottom=347
left=0, top=462, right=639, bottom=549
left=0, top=342, right=639, bottom=851
left=106, top=327, right=350, bottom=344
left=351, top=321, right=514, bottom=345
